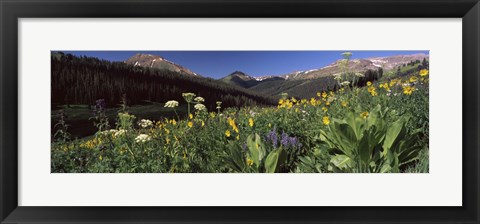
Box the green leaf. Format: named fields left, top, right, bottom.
left=265, top=148, right=286, bottom=173
left=383, top=118, right=406, bottom=152
left=329, top=122, right=358, bottom=157
left=330, top=154, right=352, bottom=172
left=247, top=134, right=266, bottom=166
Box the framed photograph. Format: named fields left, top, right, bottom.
left=1, top=0, right=479, bottom=223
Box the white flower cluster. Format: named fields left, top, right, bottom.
left=341, top=81, right=351, bottom=86
left=194, top=103, right=206, bottom=111
left=98, top=129, right=128, bottom=138
left=164, top=100, right=179, bottom=108
left=135, top=134, right=151, bottom=143
left=355, top=72, right=365, bottom=77
left=138, top=119, right=153, bottom=128
left=114, top=129, right=127, bottom=137
left=194, top=96, right=205, bottom=103
left=98, top=129, right=117, bottom=136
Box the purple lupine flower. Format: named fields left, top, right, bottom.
left=289, top=137, right=298, bottom=148
left=281, top=132, right=290, bottom=147
left=266, top=128, right=278, bottom=149
left=95, top=99, right=106, bottom=111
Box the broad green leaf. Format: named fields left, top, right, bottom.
left=247, top=134, right=266, bottom=166
left=265, top=148, right=286, bottom=173
left=383, top=118, right=406, bottom=152
left=330, top=154, right=352, bottom=171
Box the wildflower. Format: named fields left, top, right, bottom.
left=209, top=112, right=216, bottom=118
left=201, top=120, right=205, bottom=127
left=268, top=123, right=272, bottom=128
left=249, top=118, right=254, bottom=127
left=341, top=81, right=350, bottom=86
left=138, top=119, right=153, bottom=128
left=246, top=158, right=254, bottom=166
left=194, top=96, right=205, bottom=103
left=164, top=100, right=179, bottom=108
left=321, top=92, right=328, bottom=99
left=310, top=98, right=317, bottom=106
left=316, top=92, right=321, bottom=97
left=322, top=107, right=328, bottom=112
left=228, top=117, right=239, bottom=133
left=236, top=135, right=240, bottom=140
left=165, top=137, right=170, bottom=145
left=360, top=111, right=369, bottom=119
left=403, top=86, right=415, bottom=95
left=367, top=81, right=372, bottom=86
left=189, top=114, right=193, bottom=119
left=266, top=128, right=279, bottom=148
left=95, top=99, right=106, bottom=111
left=187, top=121, right=193, bottom=128
left=99, top=155, right=103, bottom=161
left=182, top=93, right=196, bottom=103
left=194, top=103, right=206, bottom=111
left=322, top=116, right=330, bottom=125
left=341, top=101, right=348, bottom=107
left=225, top=130, right=231, bottom=137
left=368, top=86, right=377, bottom=96
left=355, top=72, right=365, bottom=77
left=135, top=134, right=151, bottom=143
left=170, top=119, right=177, bottom=125
left=419, top=69, right=429, bottom=77
left=410, top=76, right=418, bottom=83
left=114, top=129, right=127, bottom=138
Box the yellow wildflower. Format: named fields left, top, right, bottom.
left=247, top=158, right=254, bottom=166
left=310, top=98, right=316, bottom=106
left=410, top=76, right=418, bottom=83
left=322, top=107, right=328, bottom=112
left=322, top=92, right=327, bottom=99
left=268, top=123, right=272, bottom=128
left=189, top=113, right=193, bottom=119
left=322, top=116, right=330, bottom=125
left=360, top=111, right=369, bottom=119
left=201, top=120, right=205, bottom=127
left=249, top=118, right=254, bottom=127
left=99, top=155, right=103, bottom=161
left=403, top=86, right=415, bottom=95
left=419, top=69, right=429, bottom=77
left=187, top=121, right=193, bottom=128
left=341, top=101, right=348, bottom=107
left=225, top=130, right=231, bottom=137
left=367, top=81, right=372, bottom=86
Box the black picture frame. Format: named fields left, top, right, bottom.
left=1, top=0, right=479, bottom=223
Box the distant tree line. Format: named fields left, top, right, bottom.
left=51, top=53, right=276, bottom=110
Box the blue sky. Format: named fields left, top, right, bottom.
left=60, top=50, right=429, bottom=79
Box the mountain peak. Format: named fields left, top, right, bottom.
left=125, top=53, right=200, bottom=77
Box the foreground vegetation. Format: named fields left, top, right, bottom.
left=52, top=67, right=429, bottom=173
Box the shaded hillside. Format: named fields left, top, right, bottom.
left=51, top=53, right=276, bottom=110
